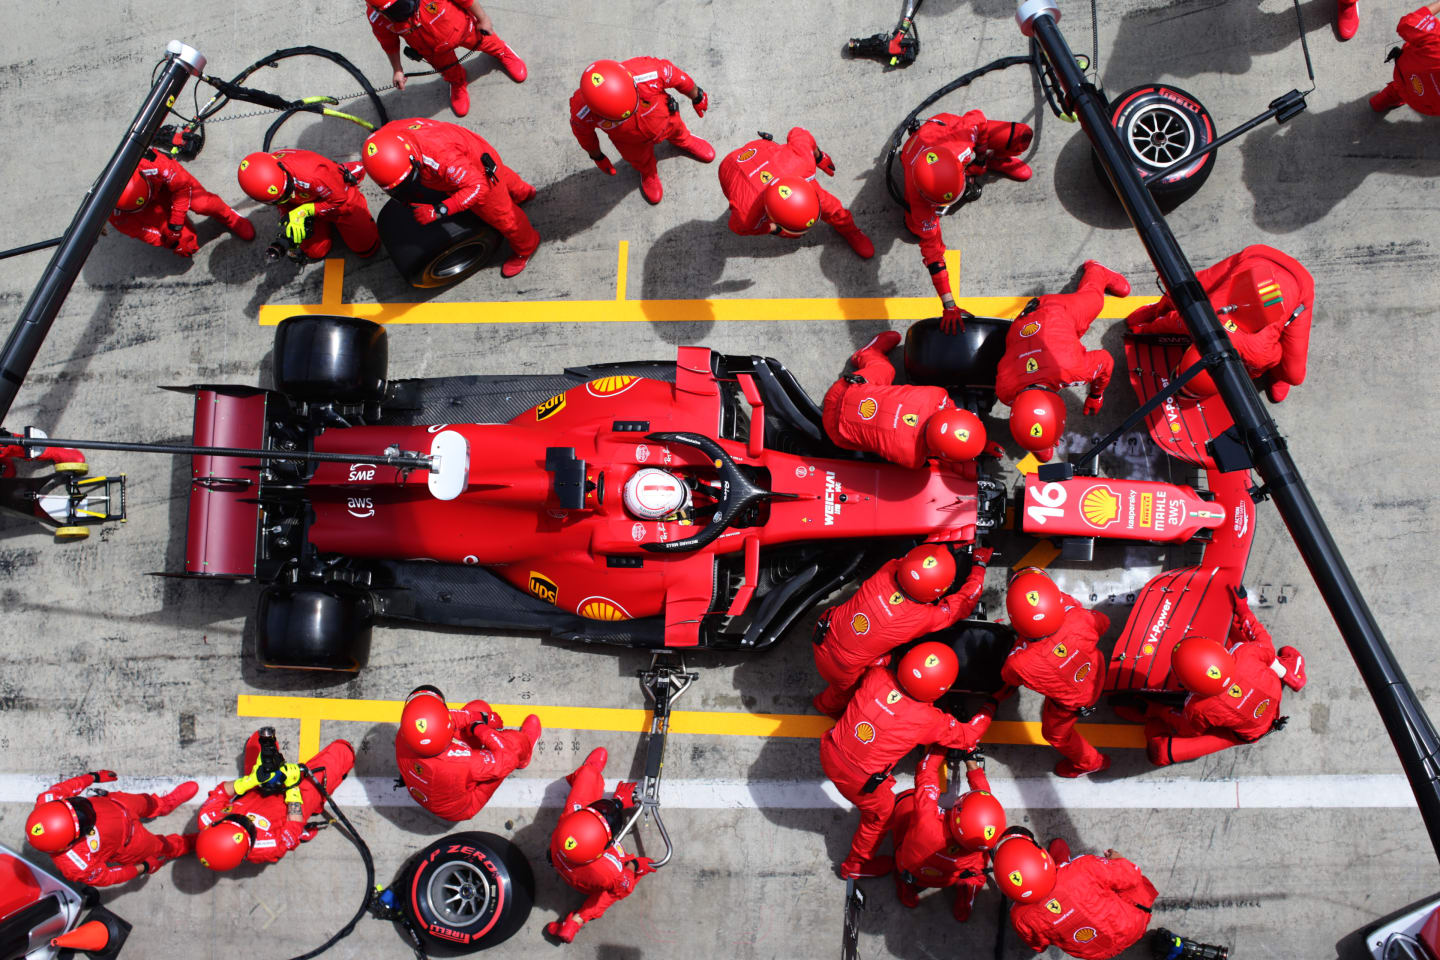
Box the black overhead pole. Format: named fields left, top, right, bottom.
left=0, top=40, right=206, bottom=425
left=1014, top=0, right=1440, bottom=861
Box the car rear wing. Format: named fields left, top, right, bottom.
left=181, top=386, right=270, bottom=579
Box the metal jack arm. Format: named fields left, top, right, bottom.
left=614, top=654, right=698, bottom=868
left=0, top=41, right=206, bottom=424
left=1016, top=0, right=1440, bottom=861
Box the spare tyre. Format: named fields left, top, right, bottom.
left=379, top=198, right=503, bottom=289
left=400, top=832, right=534, bottom=952
left=273, top=315, right=388, bottom=403
left=1095, top=83, right=1217, bottom=209
left=904, top=315, right=1010, bottom=389
left=255, top=583, right=373, bottom=672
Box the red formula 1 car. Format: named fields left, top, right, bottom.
left=179, top=317, right=1006, bottom=669
left=0, top=843, right=130, bottom=959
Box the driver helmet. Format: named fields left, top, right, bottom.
left=623, top=468, right=691, bottom=520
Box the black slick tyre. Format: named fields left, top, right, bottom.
left=272, top=315, right=388, bottom=403
left=378, top=198, right=503, bottom=290
left=255, top=584, right=372, bottom=672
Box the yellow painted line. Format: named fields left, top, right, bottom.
left=321, top=258, right=344, bottom=306
left=260, top=245, right=1156, bottom=327
left=1012, top=539, right=1062, bottom=573
left=615, top=240, right=628, bottom=301
left=237, top=694, right=1144, bottom=749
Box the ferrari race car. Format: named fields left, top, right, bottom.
left=179, top=315, right=1007, bottom=670
left=0, top=843, right=130, bottom=960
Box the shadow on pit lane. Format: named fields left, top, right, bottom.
left=357, top=721, right=451, bottom=836
left=1240, top=97, right=1440, bottom=233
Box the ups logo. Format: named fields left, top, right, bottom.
left=528, top=571, right=558, bottom=604
left=535, top=393, right=567, bottom=421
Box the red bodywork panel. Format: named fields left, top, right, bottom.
left=1020, top=476, right=1225, bottom=543
left=1125, top=335, right=1237, bottom=469
left=299, top=348, right=980, bottom=646
left=186, top=389, right=267, bottom=577
left=0, top=851, right=42, bottom=924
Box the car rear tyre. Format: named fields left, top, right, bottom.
left=903, top=316, right=1010, bottom=389
left=1093, top=83, right=1217, bottom=209
left=401, top=832, right=533, bottom=952
left=379, top=199, right=504, bottom=290
left=255, top=584, right=372, bottom=672
left=273, top=315, right=388, bottom=403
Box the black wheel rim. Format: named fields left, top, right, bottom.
left=426, top=861, right=492, bottom=925
left=1127, top=103, right=1195, bottom=168
left=428, top=241, right=490, bottom=281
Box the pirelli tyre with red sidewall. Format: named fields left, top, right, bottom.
left=400, top=832, right=534, bottom=952
left=1095, top=83, right=1217, bottom=208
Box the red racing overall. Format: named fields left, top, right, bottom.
left=718, top=127, right=865, bottom=244
left=1010, top=848, right=1158, bottom=959
left=260, top=149, right=379, bottom=259
left=1001, top=594, right=1110, bottom=773
left=547, top=753, right=655, bottom=942
left=377, top=117, right=537, bottom=259
left=395, top=699, right=537, bottom=821
left=36, top=774, right=191, bottom=887
left=995, top=268, right=1114, bottom=409
left=108, top=151, right=251, bottom=256
left=900, top=111, right=1032, bottom=302
left=1372, top=6, right=1440, bottom=114
left=570, top=56, right=708, bottom=182
left=197, top=737, right=354, bottom=865
left=820, top=667, right=993, bottom=870
left=891, top=750, right=992, bottom=921
left=813, top=557, right=986, bottom=717
left=821, top=335, right=956, bottom=469
left=367, top=0, right=522, bottom=87
left=1125, top=244, right=1314, bottom=402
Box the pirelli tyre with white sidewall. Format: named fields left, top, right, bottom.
left=401, top=832, right=534, bottom=952
left=1097, top=83, right=1217, bottom=208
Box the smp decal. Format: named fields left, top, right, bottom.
left=347, top=463, right=376, bottom=482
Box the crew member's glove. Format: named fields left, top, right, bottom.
left=88, top=770, right=118, bottom=783
left=1083, top=392, right=1104, bottom=416
left=691, top=87, right=709, bottom=117
left=947, top=747, right=983, bottom=764
left=633, top=856, right=658, bottom=877
left=940, top=304, right=973, bottom=334
left=1386, top=46, right=1403, bottom=63
left=173, top=227, right=200, bottom=258
left=591, top=153, right=617, bottom=176
left=972, top=546, right=994, bottom=566
left=984, top=440, right=1006, bottom=459
left=411, top=203, right=446, bottom=225
left=285, top=203, right=315, bottom=244
left=815, top=150, right=836, bottom=176
left=138, top=857, right=161, bottom=875
left=277, top=819, right=306, bottom=851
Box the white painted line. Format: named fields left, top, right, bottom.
left=0, top=773, right=1420, bottom=810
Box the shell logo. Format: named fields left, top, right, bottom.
left=1413, top=74, right=1426, bottom=96
left=1170, top=421, right=1182, bottom=433
left=737, top=148, right=757, bottom=162
left=1254, top=698, right=1271, bottom=718
left=1074, top=662, right=1092, bottom=682
left=1052, top=642, right=1067, bottom=658
left=902, top=413, right=919, bottom=427
left=850, top=612, right=871, bottom=635
left=579, top=599, right=630, bottom=621
left=1228, top=684, right=1243, bottom=699
left=888, top=591, right=905, bottom=605
left=86, top=830, right=100, bottom=853
left=857, top=397, right=878, bottom=420
left=587, top=375, right=637, bottom=396
left=1141, top=643, right=1155, bottom=656
left=1080, top=485, right=1121, bottom=529
left=1046, top=898, right=1062, bottom=914
left=1019, top=320, right=1041, bottom=337
left=886, top=690, right=902, bottom=705
left=1074, top=927, right=1098, bottom=943
left=853, top=721, right=876, bottom=744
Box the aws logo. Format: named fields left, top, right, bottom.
left=528, top=571, right=558, bottom=605
left=535, top=393, right=567, bottom=421
left=1080, top=485, right=1120, bottom=529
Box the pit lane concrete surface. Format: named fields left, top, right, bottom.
left=1, top=1, right=1437, bottom=958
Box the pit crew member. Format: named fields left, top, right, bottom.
left=1124, top=244, right=1314, bottom=403
left=571, top=57, right=713, bottom=205
left=394, top=684, right=541, bottom=821
left=718, top=127, right=873, bottom=256
left=996, top=261, right=1131, bottom=461
left=899, top=111, right=1033, bottom=329
left=1370, top=2, right=1440, bottom=114
left=109, top=150, right=254, bottom=257
left=821, top=330, right=1003, bottom=469
left=365, top=0, right=525, bottom=117
left=194, top=729, right=354, bottom=870
left=1000, top=568, right=1113, bottom=778
left=545, top=747, right=655, bottom=944
left=362, top=117, right=538, bottom=277
left=25, top=770, right=197, bottom=886
left=236, top=149, right=380, bottom=261
left=819, top=642, right=995, bottom=879
left=812, top=542, right=992, bottom=718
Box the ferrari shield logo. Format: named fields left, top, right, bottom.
left=955, top=428, right=970, bottom=441
left=29, top=823, right=43, bottom=836
left=759, top=170, right=774, bottom=184
left=888, top=591, right=904, bottom=605
left=1026, top=590, right=1040, bottom=606
left=365, top=142, right=378, bottom=157
left=1223, top=318, right=1238, bottom=332
left=590, top=72, right=604, bottom=87
left=984, top=824, right=996, bottom=841
left=922, top=555, right=938, bottom=568
left=414, top=717, right=427, bottom=733
left=1052, top=643, right=1067, bottom=658
left=564, top=835, right=579, bottom=850
left=1046, top=898, right=1062, bottom=914
left=777, top=184, right=792, bottom=200
left=1030, top=423, right=1044, bottom=438
left=924, top=653, right=940, bottom=667
left=1228, top=684, right=1243, bottom=699
left=1008, top=870, right=1023, bottom=887
left=925, top=151, right=940, bottom=164
left=902, top=413, right=919, bottom=427
left=886, top=690, right=902, bottom=705
left=1025, top=357, right=1039, bottom=373
left=1206, top=665, right=1222, bottom=680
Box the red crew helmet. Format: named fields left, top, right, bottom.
left=25, top=801, right=79, bottom=853
left=896, top=641, right=959, bottom=702
left=1008, top=388, right=1065, bottom=457
left=896, top=544, right=957, bottom=602
left=551, top=807, right=612, bottom=867
left=947, top=790, right=1006, bottom=851
left=1177, top=344, right=1218, bottom=399
left=196, top=820, right=251, bottom=871
left=115, top=170, right=150, bottom=213
left=369, top=0, right=421, bottom=21
left=1170, top=635, right=1235, bottom=696
left=1006, top=567, right=1064, bottom=639
left=764, top=177, right=821, bottom=237
left=992, top=831, right=1056, bottom=903
left=237, top=152, right=292, bottom=205
left=913, top=147, right=963, bottom=206
left=924, top=409, right=986, bottom=462
left=362, top=130, right=420, bottom=192
left=579, top=60, right=638, bottom=121
left=399, top=686, right=453, bottom=758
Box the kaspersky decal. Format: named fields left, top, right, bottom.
left=535, top=393, right=567, bottom=421
left=528, top=571, right=558, bottom=604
